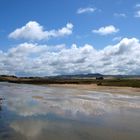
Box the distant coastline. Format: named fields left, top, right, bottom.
left=1, top=74, right=140, bottom=88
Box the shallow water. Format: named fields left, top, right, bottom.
left=0, top=82, right=140, bottom=140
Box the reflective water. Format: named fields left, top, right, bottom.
left=0, top=82, right=140, bottom=140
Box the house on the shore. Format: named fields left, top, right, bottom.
left=96, top=76, right=104, bottom=80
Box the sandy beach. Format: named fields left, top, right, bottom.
left=48, top=84, right=140, bottom=95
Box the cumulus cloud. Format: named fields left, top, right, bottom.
left=77, top=7, right=96, bottom=14
left=0, top=38, right=140, bottom=76
left=92, top=25, right=119, bottom=35
left=9, top=21, right=73, bottom=41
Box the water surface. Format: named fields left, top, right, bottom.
left=0, top=82, right=140, bottom=140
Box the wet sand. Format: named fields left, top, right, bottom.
left=0, top=82, right=140, bottom=140
left=48, top=84, right=140, bottom=95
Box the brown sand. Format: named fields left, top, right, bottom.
left=48, top=84, right=140, bottom=95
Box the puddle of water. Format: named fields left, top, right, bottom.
left=0, top=82, right=140, bottom=140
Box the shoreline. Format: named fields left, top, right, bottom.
left=48, top=84, right=140, bottom=95
left=1, top=80, right=140, bottom=95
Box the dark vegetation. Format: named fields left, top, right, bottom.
left=0, top=74, right=140, bottom=88
left=100, top=79, right=140, bottom=88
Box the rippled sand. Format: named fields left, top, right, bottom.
left=48, top=83, right=140, bottom=95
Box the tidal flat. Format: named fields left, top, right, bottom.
left=0, top=82, right=140, bottom=140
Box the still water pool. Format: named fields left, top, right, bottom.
left=0, top=82, right=140, bottom=140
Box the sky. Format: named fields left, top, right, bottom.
left=0, top=0, right=140, bottom=76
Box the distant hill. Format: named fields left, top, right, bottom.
left=46, top=73, right=103, bottom=79
left=1, top=73, right=140, bottom=80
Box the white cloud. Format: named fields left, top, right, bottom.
left=11, top=120, right=47, bottom=138
left=77, top=7, right=96, bottom=14
left=112, top=36, right=122, bottom=42
left=92, top=25, right=119, bottom=36
left=9, top=21, right=73, bottom=41
left=114, top=13, right=126, bottom=18
left=135, top=4, right=140, bottom=8
left=135, top=10, right=140, bottom=17
left=1, top=38, right=140, bottom=76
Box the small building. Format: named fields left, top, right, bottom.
left=96, top=76, right=104, bottom=80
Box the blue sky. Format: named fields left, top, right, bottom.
left=0, top=0, right=140, bottom=76
left=0, top=0, right=140, bottom=50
